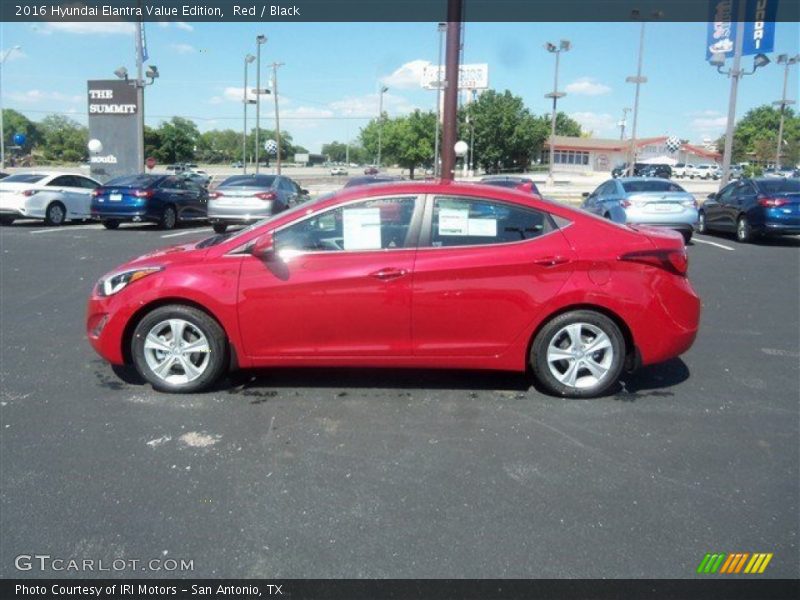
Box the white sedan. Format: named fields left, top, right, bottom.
left=0, top=171, right=101, bottom=226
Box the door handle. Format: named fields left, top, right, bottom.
left=370, top=268, right=408, bottom=280
left=533, top=255, right=570, bottom=267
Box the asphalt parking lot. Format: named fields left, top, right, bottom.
left=0, top=219, right=798, bottom=579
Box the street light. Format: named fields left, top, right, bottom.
left=377, top=85, right=388, bottom=168
left=113, top=66, right=129, bottom=80
left=1, top=45, right=22, bottom=169
left=255, top=34, right=267, bottom=174
left=774, top=53, right=799, bottom=168
left=712, top=45, right=771, bottom=185
left=242, top=53, right=255, bottom=174
left=544, top=39, right=570, bottom=185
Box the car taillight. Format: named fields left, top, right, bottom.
left=620, top=249, right=688, bottom=276
left=758, top=196, right=789, bottom=208
left=681, top=199, right=698, bottom=209
left=91, top=189, right=100, bottom=197
left=620, top=200, right=631, bottom=208
left=255, top=192, right=276, bottom=201
left=209, top=191, right=224, bottom=199
left=21, top=189, right=37, bottom=197
left=134, top=189, right=153, bottom=198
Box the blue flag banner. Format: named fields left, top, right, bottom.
left=140, top=22, right=149, bottom=62
left=706, top=0, right=777, bottom=60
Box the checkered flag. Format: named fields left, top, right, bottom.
left=264, top=139, right=279, bottom=155
left=666, top=136, right=681, bottom=153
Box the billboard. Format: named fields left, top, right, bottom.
left=87, top=80, right=141, bottom=181
left=706, top=0, right=777, bottom=60
left=421, top=63, right=489, bottom=90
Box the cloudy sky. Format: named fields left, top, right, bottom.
left=1, top=20, right=798, bottom=152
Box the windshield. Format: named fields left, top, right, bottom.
left=196, top=193, right=334, bottom=248
left=623, top=180, right=685, bottom=193
left=758, top=179, right=800, bottom=195
left=219, top=175, right=276, bottom=188
left=105, top=174, right=162, bottom=188
left=2, top=173, right=46, bottom=184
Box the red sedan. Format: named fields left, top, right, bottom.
left=86, top=181, right=700, bottom=398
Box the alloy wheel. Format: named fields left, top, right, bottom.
left=546, top=322, right=614, bottom=389
left=142, top=318, right=211, bottom=385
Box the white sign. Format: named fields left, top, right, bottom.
left=468, top=218, right=497, bottom=237
left=343, top=208, right=382, bottom=250
left=421, top=63, right=489, bottom=90
left=438, top=207, right=469, bottom=235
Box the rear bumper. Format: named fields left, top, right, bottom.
left=91, top=209, right=159, bottom=223
left=628, top=221, right=696, bottom=233
left=758, top=222, right=800, bottom=236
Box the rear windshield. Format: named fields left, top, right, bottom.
left=105, top=175, right=162, bottom=188
left=219, top=175, right=276, bottom=188
left=622, top=180, right=685, bottom=193
left=2, top=173, right=46, bottom=184
left=758, top=179, right=800, bottom=195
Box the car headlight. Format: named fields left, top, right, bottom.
left=97, top=267, right=163, bottom=297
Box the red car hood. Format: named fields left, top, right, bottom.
left=123, top=241, right=209, bottom=269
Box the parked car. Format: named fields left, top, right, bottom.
left=330, top=167, right=348, bottom=176
left=728, top=164, right=744, bottom=180
left=87, top=180, right=700, bottom=399
left=612, top=162, right=647, bottom=178
left=0, top=172, right=9, bottom=180
left=343, top=175, right=404, bottom=188
left=672, top=163, right=689, bottom=179
left=91, top=174, right=209, bottom=230
left=763, top=167, right=795, bottom=178
left=582, top=177, right=698, bottom=243
left=480, top=175, right=543, bottom=199
left=638, top=164, right=672, bottom=179
left=0, top=171, right=101, bottom=226
left=165, top=164, right=188, bottom=174
left=364, top=166, right=379, bottom=175
left=698, top=177, right=800, bottom=243
left=687, top=164, right=720, bottom=180
left=207, top=174, right=309, bottom=234
left=182, top=171, right=211, bottom=188
left=230, top=161, right=244, bottom=169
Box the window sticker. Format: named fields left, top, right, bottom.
left=343, top=207, right=382, bottom=250
left=438, top=207, right=469, bottom=235
left=467, top=218, right=497, bottom=237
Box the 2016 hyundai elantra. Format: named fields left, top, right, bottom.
left=87, top=181, right=700, bottom=398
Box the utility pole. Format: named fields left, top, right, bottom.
left=544, top=40, right=570, bottom=185
left=774, top=54, right=799, bottom=169
left=626, top=21, right=647, bottom=176
left=618, top=107, right=631, bottom=140
left=254, top=34, right=267, bottom=174
left=134, top=21, right=145, bottom=171
left=0, top=45, right=21, bottom=169
left=433, top=22, right=446, bottom=177
left=271, top=61, right=284, bottom=174
left=440, top=0, right=463, bottom=182
left=242, top=54, right=255, bottom=174
left=377, top=85, right=388, bottom=168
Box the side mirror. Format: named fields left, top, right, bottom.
left=582, top=192, right=590, bottom=198
left=301, top=188, right=309, bottom=195
left=251, top=232, right=276, bottom=261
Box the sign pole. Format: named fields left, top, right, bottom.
left=720, top=0, right=746, bottom=187
left=440, top=0, right=463, bottom=182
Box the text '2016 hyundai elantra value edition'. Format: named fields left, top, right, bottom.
left=86, top=181, right=700, bottom=398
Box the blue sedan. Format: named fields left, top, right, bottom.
left=699, top=177, right=800, bottom=243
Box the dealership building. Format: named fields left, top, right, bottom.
left=543, top=135, right=722, bottom=173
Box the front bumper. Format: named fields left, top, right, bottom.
left=86, top=289, right=135, bottom=365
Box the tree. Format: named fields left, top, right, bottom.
left=156, top=117, right=200, bottom=163
left=2, top=109, right=40, bottom=156
left=38, top=115, right=87, bottom=162
left=322, top=141, right=349, bottom=162
left=728, top=105, right=800, bottom=166
left=385, top=110, right=437, bottom=178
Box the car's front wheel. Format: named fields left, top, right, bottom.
left=736, top=215, right=753, bottom=243
left=102, top=220, right=120, bottom=230
left=159, top=206, right=177, bottom=230
left=212, top=223, right=228, bottom=234
left=531, top=310, right=625, bottom=398
left=131, top=305, right=228, bottom=393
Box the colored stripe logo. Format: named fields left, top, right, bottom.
left=697, top=552, right=773, bottom=574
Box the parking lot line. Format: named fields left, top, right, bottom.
left=692, top=236, right=735, bottom=251
left=29, top=224, right=104, bottom=234
left=161, top=228, right=213, bottom=239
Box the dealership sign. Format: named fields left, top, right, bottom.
left=706, top=0, right=777, bottom=60
left=421, top=63, right=489, bottom=90
left=87, top=80, right=140, bottom=181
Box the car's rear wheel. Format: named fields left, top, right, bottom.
left=159, top=205, right=177, bottom=230
left=102, top=220, right=120, bottom=230
left=131, top=305, right=228, bottom=393
left=682, top=230, right=693, bottom=244
left=697, top=211, right=707, bottom=234
left=212, top=223, right=228, bottom=234
left=736, top=215, right=752, bottom=243
left=44, top=201, right=66, bottom=226
left=0, top=216, right=14, bottom=226
left=531, top=310, right=625, bottom=398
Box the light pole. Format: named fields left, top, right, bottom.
left=113, top=60, right=158, bottom=173
left=618, top=107, right=631, bottom=140
left=271, top=61, right=285, bottom=174
left=254, top=34, right=267, bottom=174
left=544, top=40, right=570, bottom=185
left=242, top=53, right=255, bottom=174
left=377, top=85, right=388, bottom=169
left=0, top=45, right=21, bottom=169
left=774, top=54, right=799, bottom=169
left=625, top=20, right=648, bottom=176
left=433, top=22, right=446, bottom=177
left=711, top=49, right=771, bottom=185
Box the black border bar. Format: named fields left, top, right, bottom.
left=3, top=579, right=800, bottom=600
left=1, top=0, right=799, bottom=22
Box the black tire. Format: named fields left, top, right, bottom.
left=697, top=211, right=707, bottom=234
left=159, top=205, right=177, bottom=230
left=602, top=213, right=611, bottom=221
left=212, top=223, right=228, bottom=234
left=530, top=310, right=625, bottom=399
left=0, top=216, right=14, bottom=226
left=681, top=230, right=693, bottom=244
left=103, top=220, right=120, bottom=230
left=736, top=215, right=752, bottom=243
left=131, top=304, right=228, bottom=394
left=44, top=201, right=67, bottom=226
